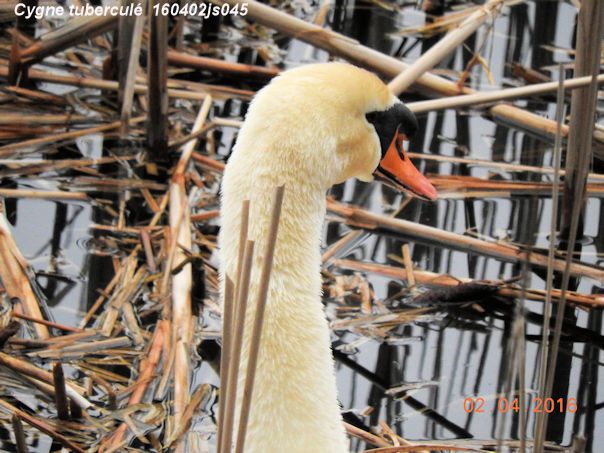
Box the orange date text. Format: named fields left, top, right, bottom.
left=463, top=397, right=578, bottom=413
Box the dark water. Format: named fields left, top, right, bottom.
left=320, top=1, right=603, bottom=451
left=3, top=0, right=603, bottom=452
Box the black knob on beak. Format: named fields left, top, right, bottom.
left=366, top=102, right=418, bottom=157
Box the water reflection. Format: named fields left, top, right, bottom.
left=321, top=0, right=603, bottom=451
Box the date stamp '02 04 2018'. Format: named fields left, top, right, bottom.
left=464, top=397, right=578, bottom=414
left=14, top=2, right=248, bottom=20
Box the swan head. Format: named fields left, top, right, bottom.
left=239, top=62, right=437, bottom=201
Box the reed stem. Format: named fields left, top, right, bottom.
left=220, top=239, right=255, bottom=453
left=217, top=276, right=235, bottom=453
left=234, top=186, right=285, bottom=453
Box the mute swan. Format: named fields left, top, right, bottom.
left=219, top=62, right=437, bottom=453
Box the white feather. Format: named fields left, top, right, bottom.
left=219, top=62, right=397, bottom=453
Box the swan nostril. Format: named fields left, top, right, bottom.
left=395, top=134, right=407, bottom=160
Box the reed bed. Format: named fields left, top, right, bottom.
left=0, top=0, right=601, bottom=452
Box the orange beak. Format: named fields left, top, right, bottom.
left=373, top=133, right=437, bottom=201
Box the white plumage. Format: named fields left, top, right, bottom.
left=219, top=62, right=418, bottom=453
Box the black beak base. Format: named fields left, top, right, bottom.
left=366, top=102, right=418, bottom=157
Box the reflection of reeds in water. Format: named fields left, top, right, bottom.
left=0, top=0, right=602, bottom=452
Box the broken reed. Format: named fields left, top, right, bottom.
left=219, top=185, right=285, bottom=453
left=170, top=94, right=213, bottom=449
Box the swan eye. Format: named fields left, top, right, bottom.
left=365, top=110, right=397, bottom=158
left=366, top=103, right=418, bottom=158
